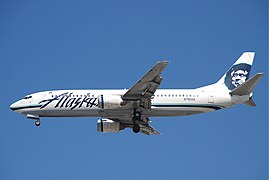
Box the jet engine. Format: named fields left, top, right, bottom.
left=98, top=95, right=123, bottom=109
left=97, top=119, right=120, bottom=133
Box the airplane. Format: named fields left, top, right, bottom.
left=10, top=52, right=263, bottom=135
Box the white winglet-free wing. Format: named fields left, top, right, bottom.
left=122, top=61, right=169, bottom=109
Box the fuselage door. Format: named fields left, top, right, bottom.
left=208, top=94, right=214, bottom=103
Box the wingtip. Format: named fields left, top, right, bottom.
left=158, top=60, right=169, bottom=64
left=157, top=61, right=169, bottom=66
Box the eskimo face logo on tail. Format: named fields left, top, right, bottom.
left=225, top=63, right=251, bottom=90
left=231, top=70, right=248, bottom=87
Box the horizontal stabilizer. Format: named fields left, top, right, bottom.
left=230, top=73, right=264, bottom=95
left=243, top=99, right=256, bottom=106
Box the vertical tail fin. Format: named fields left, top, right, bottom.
left=216, top=52, right=255, bottom=91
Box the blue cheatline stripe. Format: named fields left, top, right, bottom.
left=151, top=104, right=224, bottom=110
left=10, top=104, right=42, bottom=111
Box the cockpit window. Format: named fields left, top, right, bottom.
left=24, top=96, right=32, bottom=99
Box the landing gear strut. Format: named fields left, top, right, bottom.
left=26, top=114, right=40, bottom=127
left=35, top=119, right=40, bottom=126
left=132, top=110, right=141, bottom=133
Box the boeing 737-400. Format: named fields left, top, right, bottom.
left=10, top=52, right=263, bottom=135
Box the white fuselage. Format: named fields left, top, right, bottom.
left=9, top=53, right=260, bottom=134
left=10, top=88, right=250, bottom=119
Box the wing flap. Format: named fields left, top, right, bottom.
left=140, top=124, right=160, bottom=135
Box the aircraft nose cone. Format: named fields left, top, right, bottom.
left=10, top=103, right=15, bottom=111
left=10, top=102, right=18, bottom=111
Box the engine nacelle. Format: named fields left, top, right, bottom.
left=97, top=119, right=120, bottom=133
left=98, top=94, right=123, bottom=109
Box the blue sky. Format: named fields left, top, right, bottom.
left=0, top=0, right=268, bottom=179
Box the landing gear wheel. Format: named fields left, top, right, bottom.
left=133, top=110, right=141, bottom=120
left=134, top=112, right=140, bottom=118
left=133, top=124, right=140, bottom=133
left=35, top=120, right=40, bottom=127
left=132, top=109, right=141, bottom=133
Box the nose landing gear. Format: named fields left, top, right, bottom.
left=26, top=114, right=41, bottom=127
left=35, top=119, right=40, bottom=126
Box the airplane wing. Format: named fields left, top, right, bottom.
left=104, top=61, right=168, bottom=135
left=122, top=61, right=169, bottom=109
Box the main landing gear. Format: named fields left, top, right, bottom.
left=132, top=110, right=141, bottom=133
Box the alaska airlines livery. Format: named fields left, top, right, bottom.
left=10, top=52, right=263, bottom=135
